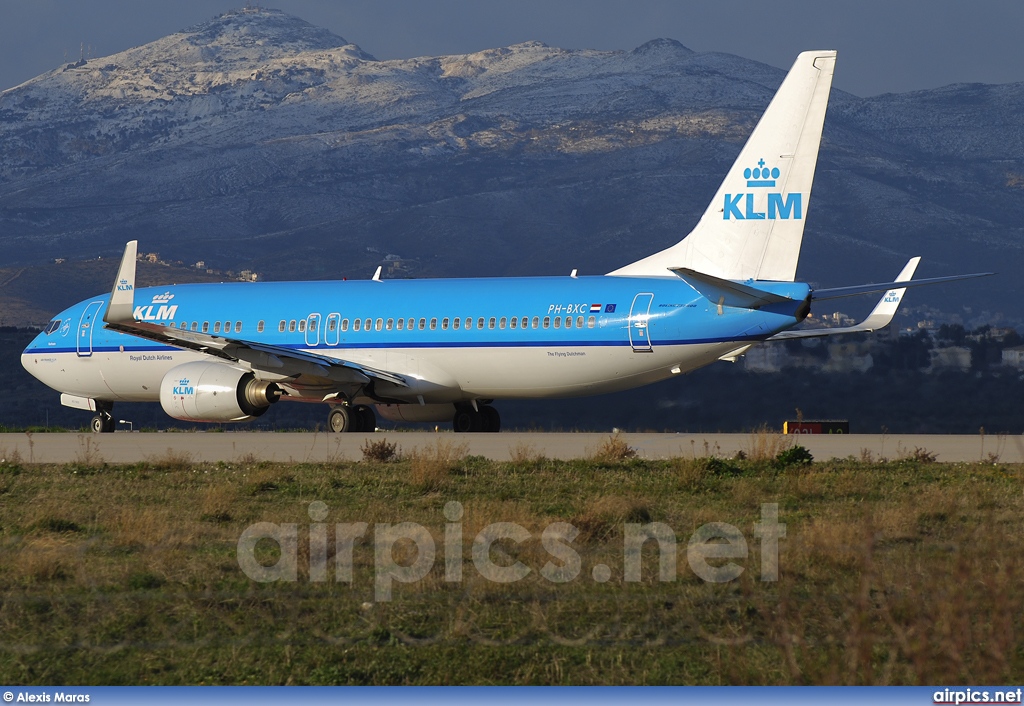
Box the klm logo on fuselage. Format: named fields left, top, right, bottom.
left=723, top=158, right=803, bottom=221
left=173, top=377, right=194, bottom=396
left=133, top=292, right=177, bottom=321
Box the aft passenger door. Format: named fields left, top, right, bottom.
left=305, top=313, right=321, bottom=347
left=77, top=301, right=105, bottom=357
left=628, top=293, right=654, bottom=352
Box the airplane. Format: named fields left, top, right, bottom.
left=21, top=50, right=990, bottom=433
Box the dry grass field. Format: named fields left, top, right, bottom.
left=0, top=436, right=1022, bottom=685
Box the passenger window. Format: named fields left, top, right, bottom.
left=375, top=318, right=383, bottom=331
left=554, top=317, right=561, bottom=329
left=577, top=316, right=584, bottom=329
left=543, top=317, right=550, bottom=329
left=386, top=318, right=394, bottom=331
left=408, top=318, right=415, bottom=330
left=364, top=318, right=371, bottom=331
left=532, top=317, right=540, bottom=329
left=477, top=317, right=485, bottom=330
left=564, top=316, right=572, bottom=329
left=354, top=319, right=361, bottom=331
left=430, top=318, right=437, bottom=330
left=509, top=317, right=517, bottom=329
left=258, top=320, right=265, bottom=333
left=298, top=320, right=306, bottom=333
left=202, top=321, right=210, bottom=333
left=521, top=317, right=528, bottom=329
left=236, top=321, right=243, bottom=333
left=224, top=321, right=231, bottom=332
left=418, top=318, right=426, bottom=330
left=499, top=317, right=506, bottom=329
left=397, top=318, right=404, bottom=330
left=465, top=317, right=472, bottom=330
left=289, top=320, right=296, bottom=332
left=588, top=316, right=595, bottom=329
left=214, top=321, right=221, bottom=333
left=442, top=318, right=449, bottom=330
left=341, top=319, right=349, bottom=332
left=488, top=317, right=496, bottom=329
left=453, top=317, right=460, bottom=330
left=278, top=320, right=286, bottom=332
left=328, top=319, right=336, bottom=331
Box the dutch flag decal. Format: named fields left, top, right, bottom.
left=590, top=304, right=602, bottom=313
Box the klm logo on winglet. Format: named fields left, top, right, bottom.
left=116, top=278, right=133, bottom=292
left=724, top=158, right=803, bottom=221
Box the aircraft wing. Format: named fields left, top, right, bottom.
left=769, top=257, right=922, bottom=340
left=101, top=241, right=407, bottom=388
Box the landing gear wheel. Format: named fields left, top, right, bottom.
left=328, top=406, right=351, bottom=433
left=90, top=414, right=114, bottom=434
left=452, top=408, right=480, bottom=433
left=353, top=405, right=376, bottom=432
left=479, top=405, right=501, bottom=433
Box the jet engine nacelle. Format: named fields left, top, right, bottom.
left=376, top=403, right=456, bottom=423
left=160, top=361, right=281, bottom=423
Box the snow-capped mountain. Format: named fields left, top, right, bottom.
left=0, top=7, right=1019, bottom=322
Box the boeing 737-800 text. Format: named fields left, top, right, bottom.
left=21, top=51, right=989, bottom=432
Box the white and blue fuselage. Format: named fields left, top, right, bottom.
left=23, top=275, right=809, bottom=405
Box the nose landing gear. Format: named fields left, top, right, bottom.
left=90, top=401, right=115, bottom=433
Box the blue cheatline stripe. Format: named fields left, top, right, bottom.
left=0, top=686, right=985, bottom=705
left=27, top=334, right=768, bottom=356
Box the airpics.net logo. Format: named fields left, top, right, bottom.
left=236, top=501, right=786, bottom=602
left=724, top=157, right=803, bottom=221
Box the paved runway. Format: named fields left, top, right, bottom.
left=1, top=431, right=1021, bottom=464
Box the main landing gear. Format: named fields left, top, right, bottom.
left=90, top=401, right=115, bottom=433
left=328, top=404, right=377, bottom=433
left=452, top=404, right=500, bottom=433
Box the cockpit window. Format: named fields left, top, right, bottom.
left=45, top=319, right=62, bottom=335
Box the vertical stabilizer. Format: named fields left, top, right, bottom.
left=609, top=50, right=836, bottom=281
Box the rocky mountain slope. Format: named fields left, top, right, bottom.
left=0, top=7, right=1018, bottom=323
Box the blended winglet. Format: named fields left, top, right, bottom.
left=103, top=240, right=138, bottom=324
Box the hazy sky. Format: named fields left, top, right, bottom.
left=2, top=0, right=1023, bottom=96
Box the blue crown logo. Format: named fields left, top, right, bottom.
left=743, top=159, right=780, bottom=188
left=179, top=378, right=190, bottom=386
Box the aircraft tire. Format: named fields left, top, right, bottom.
left=90, top=414, right=114, bottom=433
left=480, top=405, right=501, bottom=432
left=328, top=406, right=350, bottom=433
left=452, top=408, right=479, bottom=433
left=354, top=404, right=376, bottom=432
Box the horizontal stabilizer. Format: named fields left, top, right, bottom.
left=811, top=270, right=992, bottom=301
left=671, top=267, right=795, bottom=310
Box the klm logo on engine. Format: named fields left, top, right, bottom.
left=173, top=377, right=194, bottom=396
left=133, top=292, right=177, bottom=321
left=723, top=159, right=803, bottom=221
